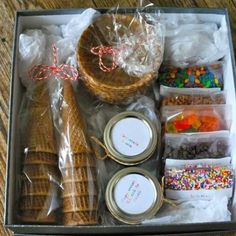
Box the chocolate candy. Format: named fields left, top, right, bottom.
left=164, top=139, right=229, bottom=159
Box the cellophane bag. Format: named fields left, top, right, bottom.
left=50, top=77, right=99, bottom=225
left=161, top=91, right=226, bottom=106
left=164, top=163, right=234, bottom=200
left=161, top=105, right=232, bottom=133
left=77, top=4, right=165, bottom=104
left=17, top=80, right=61, bottom=224
left=163, top=131, right=231, bottom=159
left=82, top=95, right=162, bottom=224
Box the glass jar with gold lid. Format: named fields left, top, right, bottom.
left=104, top=111, right=158, bottom=165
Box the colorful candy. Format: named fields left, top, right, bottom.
left=165, top=108, right=224, bottom=133
left=165, top=165, right=233, bottom=191
left=159, top=64, right=223, bottom=89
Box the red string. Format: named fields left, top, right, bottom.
left=28, top=44, right=79, bottom=81
left=90, top=46, right=118, bottom=72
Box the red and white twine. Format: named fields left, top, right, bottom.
left=28, top=44, right=79, bottom=81
left=90, top=46, right=119, bottom=73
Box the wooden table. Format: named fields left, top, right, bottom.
left=0, top=0, right=236, bottom=235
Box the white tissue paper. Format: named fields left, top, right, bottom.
left=163, top=20, right=229, bottom=67
left=19, top=30, right=46, bottom=87
left=18, top=8, right=100, bottom=87
left=143, top=197, right=231, bottom=224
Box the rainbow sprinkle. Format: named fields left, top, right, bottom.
left=165, top=165, right=234, bottom=191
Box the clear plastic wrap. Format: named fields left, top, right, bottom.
left=83, top=95, right=162, bottom=224
left=77, top=7, right=164, bottom=104
left=164, top=164, right=234, bottom=200
left=17, top=80, right=61, bottom=224
left=51, top=79, right=99, bottom=225
left=161, top=91, right=226, bottom=106
left=160, top=85, right=221, bottom=97
left=163, top=131, right=231, bottom=159
left=162, top=105, right=232, bottom=133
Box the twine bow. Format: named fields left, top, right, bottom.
left=90, top=46, right=118, bottom=73
left=28, top=44, right=79, bottom=81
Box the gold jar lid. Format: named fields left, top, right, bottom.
left=104, top=111, right=158, bottom=165
left=105, top=167, right=163, bottom=224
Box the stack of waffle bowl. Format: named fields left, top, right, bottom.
left=19, top=81, right=60, bottom=224
left=59, top=80, right=98, bottom=225
left=77, top=14, right=160, bottom=104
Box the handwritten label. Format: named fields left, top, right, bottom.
left=111, top=117, right=150, bottom=156
left=114, top=174, right=156, bottom=215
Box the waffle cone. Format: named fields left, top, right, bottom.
left=59, top=153, right=96, bottom=169
left=20, top=195, right=56, bottom=211
left=61, top=166, right=97, bottom=182
left=63, top=211, right=97, bottom=225
left=24, top=152, right=58, bottom=166
left=26, top=106, right=57, bottom=154
left=62, top=180, right=98, bottom=197
left=19, top=209, right=56, bottom=224
left=62, top=195, right=98, bottom=213
left=21, top=179, right=58, bottom=196
left=22, top=164, right=59, bottom=180
left=29, top=80, right=51, bottom=108
left=60, top=80, right=91, bottom=154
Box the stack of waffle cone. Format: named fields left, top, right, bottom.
left=19, top=81, right=59, bottom=224
left=60, top=80, right=98, bottom=225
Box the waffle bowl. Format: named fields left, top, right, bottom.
left=77, top=14, right=162, bottom=104
left=63, top=211, right=98, bottom=225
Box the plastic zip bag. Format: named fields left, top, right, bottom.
left=165, top=164, right=234, bottom=200
left=163, top=131, right=231, bottom=159
left=161, top=91, right=226, bottom=106
left=161, top=105, right=232, bottom=133
left=17, top=81, right=61, bottom=224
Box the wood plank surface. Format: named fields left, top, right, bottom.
left=0, top=0, right=236, bottom=235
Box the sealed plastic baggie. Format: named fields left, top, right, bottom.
left=46, top=47, right=99, bottom=225
left=161, top=91, right=226, bottom=106
left=87, top=96, right=162, bottom=167
left=77, top=6, right=165, bottom=104
left=160, top=85, right=221, bottom=97
left=163, top=131, right=231, bottom=159
left=17, top=80, right=61, bottom=224
left=82, top=96, right=163, bottom=224
left=161, top=105, right=232, bottom=133
left=164, top=164, right=234, bottom=200
left=159, top=63, right=223, bottom=89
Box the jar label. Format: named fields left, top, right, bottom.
left=114, top=173, right=156, bottom=215
left=111, top=117, right=151, bottom=156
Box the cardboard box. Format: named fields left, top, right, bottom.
left=5, top=7, right=236, bottom=235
